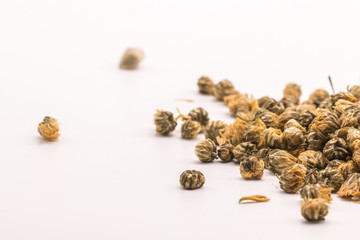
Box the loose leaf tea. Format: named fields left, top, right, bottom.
left=180, top=170, right=205, bottom=190
left=38, top=116, right=60, bottom=141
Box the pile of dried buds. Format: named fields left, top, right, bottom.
left=154, top=76, right=360, bottom=222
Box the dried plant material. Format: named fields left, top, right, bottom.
left=268, top=150, right=297, bottom=175
left=181, top=120, right=201, bottom=139
left=179, top=170, right=205, bottom=190
left=256, top=147, right=271, bottom=169
left=300, top=184, right=332, bottom=202
left=224, top=93, right=258, bottom=117
left=263, top=128, right=283, bottom=148
left=281, top=83, right=302, bottom=107
left=195, top=139, right=218, bottom=163
left=277, top=108, right=300, bottom=130
left=233, top=142, right=258, bottom=163
left=213, top=79, right=236, bottom=101
left=218, top=143, right=235, bottom=162
left=217, top=116, right=250, bottom=146
left=278, top=164, right=307, bottom=193
left=322, top=137, right=349, bottom=160
left=198, top=76, right=214, bottom=95
left=299, top=109, right=315, bottom=128
left=243, top=119, right=266, bottom=148
left=38, top=116, right=60, bottom=141
left=204, top=120, right=228, bottom=145
left=337, top=161, right=359, bottom=180
left=304, top=169, right=323, bottom=185
left=298, top=150, right=328, bottom=170
left=309, top=109, right=340, bottom=141
left=240, top=156, right=264, bottom=180
left=337, top=173, right=360, bottom=198
left=339, top=107, right=360, bottom=128
left=154, top=110, right=177, bottom=136
left=301, top=198, right=329, bottom=222
left=257, top=96, right=285, bottom=115
left=346, top=127, right=360, bottom=151
left=254, top=109, right=279, bottom=128
left=238, top=195, right=269, bottom=203
left=348, top=85, right=360, bottom=99
left=306, top=131, right=326, bottom=151
left=282, top=127, right=305, bottom=149
left=119, top=48, right=144, bottom=70
left=188, top=107, right=209, bottom=129
left=308, top=89, right=330, bottom=107
left=331, top=91, right=357, bottom=105
left=176, top=98, right=195, bottom=102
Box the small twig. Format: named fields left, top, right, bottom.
left=328, top=76, right=335, bottom=94
left=238, top=195, right=270, bottom=203
left=176, top=98, right=195, bottom=103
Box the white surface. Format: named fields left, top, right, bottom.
left=0, top=0, right=360, bottom=239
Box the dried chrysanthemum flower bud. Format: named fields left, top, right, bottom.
left=331, top=91, right=357, bottom=105
left=278, top=164, right=307, bottom=193
left=233, top=142, right=258, bottom=163
left=339, top=107, right=360, bottom=128
left=309, top=109, right=340, bottom=141
left=308, top=89, right=330, bottom=107
left=195, top=139, right=218, bottom=163
left=300, top=184, right=332, bottom=202
left=299, top=109, right=315, bottom=128
left=254, top=109, right=279, bottom=128
left=179, top=170, right=205, bottom=190
left=284, top=119, right=306, bottom=132
left=281, top=83, right=302, bottom=107
left=213, top=79, right=236, bottom=101
left=204, top=120, right=228, bottom=145
left=337, top=173, right=360, bottom=198
left=188, top=107, right=209, bottom=129
left=322, top=137, right=349, bottom=160
left=277, top=108, right=300, bottom=130
left=223, top=93, right=258, bottom=117
left=119, top=48, right=144, bottom=70
left=243, top=119, right=266, bottom=147
left=318, top=97, right=332, bottom=109
left=217, top=116, right=249, bottom=146
left=218, top=143, right=235, bottom=162
left=268, top=150, right=297, bottom=175
left=240, top=156, right=264, bottom=180
left=346, top=127, right=360, bottom=151
left=298, top=150, right=328, bottom=170
left=256, top=147, right=271, bottom=169
left=320, top=167, right=345, bottom=192
left=181, top=120, right=201, bottom=139
left=263, top=128, right=283, bottom=148
left=38, top=116, right=60, bottom=141
left=301, top=198, right=329, bottom=222
left=304, top=169, right=323, bottom=185
left=306, top=131, right=325, bottom=151
left=153, top=110, right=177, bottom=136
left=283, top=127, right=305, bottom=149
left=337, top=161, right=359, bottom=180
left=198, top=76, right=214, bottom=95
left=348, top=85, right=360, bottom=99
left=257, top=97, right=285, bottom=115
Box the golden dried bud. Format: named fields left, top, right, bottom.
left=240, top=156, right=264, bottom=180
left=306, top=131, right=325, bottom=151
left=38, top=116, right=60, bottom=141
left=153, top=110, right=177, bottom=136
left=257, top=97, right=285, bottom=115
left=268, top=150, right=297, bottom=175
left=300, top=184, right=332, bottom=202
left=263, top=128, right=283, bottom=148
left=180, top=170, right=205, bottom=190
left=278, top=164, right=307, bottom=193
left=309, top=109, right=340, bottom=140
left=195, top=139, right=218, bottom=163
left=119, top=48, right=144, bottom=70
left=337, top=161, right=359, bottom=180
left=301, top=198, right=329, bottom=222
left=188, top=107, right=209, bottom=128
left=308, top=89, right=330, bottom=106
left=299, top=110, right=315, bottom=128
left=331, top=91, right=357, bottom=105
left=348, top=85, right=360, bottom=99
left=337, top=173, right=360, bottom=198
left=277, top=108, right=300, bottom=130
left=204, top=120, right=228, bottom=145
left=197, top=76, right=214, bottom=95
left=243, top=119, right=266, bottom=147
left=322, top=137, right=349, bottom=160
left=298, top=150, right=328, bottom=170
left=254, top=109, right=279, bottom=128
left=218, top=143, right=235, bottom=162
left=233, top=142, right=257, bottom=163
left=283, top=127, right=305, bottom=149
left=213, top=80, right=236, bottom=101
left=181, top=120, right=201, bottom=139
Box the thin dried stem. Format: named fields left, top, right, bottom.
left=176, top=98, right=195, bottom=102
left=328, top=76, right=335, bottom=94
left=238, top=195, right=270, bottom=203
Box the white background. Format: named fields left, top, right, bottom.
left=0, top=0, right=360, bottom=239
